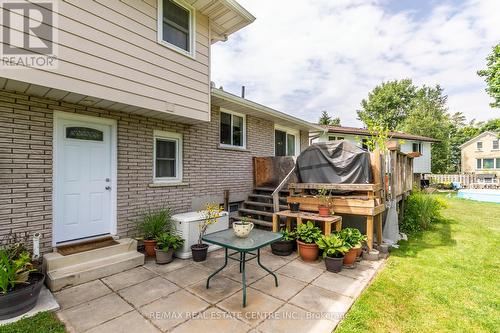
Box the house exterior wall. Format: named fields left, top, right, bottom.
left=0, top=0, right=211, bottom=121
left=0, top=89, right=301, bottom=254
left=461, top=132, right=500, bottom=176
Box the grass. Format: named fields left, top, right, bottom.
left=0, top=312, right=65, bottom=333
left=336, top=195, right=500, bottom=333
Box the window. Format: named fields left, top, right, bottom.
left=412, top=142, right=422, bottom=154
left=493, top=140, right=499, bottom=150
left=476, top=159, right=482, bottom=169
left=158, top=0, right=195, bottom=55
left=328, top=136, right=344, bottom=141
left=275, top=127, right=298, bottom=156
left=477, top=141, right=483, bottom=150
left=154, top=130, right=183, bottom=182
left=219, top=110, right=246, bottom=148
left=496, top=158, right=500, bottom=169
left=483, top=158, right=494, bottom=169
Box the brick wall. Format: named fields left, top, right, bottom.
left=0, top=89, right=307, bottom=253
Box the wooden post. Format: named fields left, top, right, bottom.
left=366, top=215, right=374, bottom=250
left=336, top=217, right=342, bottom=232
left=272, top=213, right=278, bottom=232
left=376, top=213, right=383, bottom=245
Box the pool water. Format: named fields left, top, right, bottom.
left=457, top=189, right=500, bottom=203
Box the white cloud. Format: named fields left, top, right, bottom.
left=211, top=0, right=500, bottom=126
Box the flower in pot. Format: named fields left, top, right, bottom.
left=317, top=187, right=333, bottom=217
left=316, top=234, right=350, bottom=273
left=138, top=207, right=172, bottom=257
left=154, top=233, right=184, bottom=265
left=340, top=228, right=366, bottom=266
left=191, top=202, right=222, bottom=262
left=233, top=216, right=254, bottom=238
left=271, top=229, right=296, bottom=256
left=295, top=221, right=322, bottom=262
left=0, top=244, right=45, bottom=320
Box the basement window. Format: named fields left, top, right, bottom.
left=158, top=0, right=195, bottom=56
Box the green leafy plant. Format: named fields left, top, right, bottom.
left=198, top=203, right=222, bottom=245
left=340, top=228, right=367, bottom=248
left=401, top=192, right=446, bottom=234
left=0, top=248, right=34, bottom=294
left=295, top=221, right=322, bottom=244
left=155, top=233, right=184, bottom=252
left=316, top=234, right=351, bottom=258
left=138, top=207, right=172, bottom=240
left=238, top=216, right=250, bottom=225
left=279, top=228, right=296, bottom=241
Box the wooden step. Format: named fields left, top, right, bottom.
left=238, top=208, right=274, bottom=217
left=233, top=216, right=273, bottom=228
left=248, top=194, right=287, bottom=202
left=254, top=187, right=290, bottom=193
left=244, top=201, right=288, bottom=210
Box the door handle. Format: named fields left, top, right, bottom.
left=105, top=186, right=111, bottom=190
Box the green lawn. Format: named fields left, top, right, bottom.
left=0, top=312, right=65, bottom=333
left=336, top=196, right=500, bottom=333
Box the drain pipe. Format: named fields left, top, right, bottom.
left=223, top=189, right=230, bottom=212
left=32, top=232, right=41, bottom=260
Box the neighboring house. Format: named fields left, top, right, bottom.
left=0, top=0, right=320, bottom=259
left=315, top=126, right=440, bottom=175
left=460, top=131, right=500, bottom=177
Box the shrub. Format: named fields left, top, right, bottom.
left=401, top=192, right=446, bottom=234
left=339, top=228, right=367, bottom=248
left=155, top=233, right=184, bottom=252
left=138, top=207, right=173, bottom=240
left=316, top=234, right=350, bottom=258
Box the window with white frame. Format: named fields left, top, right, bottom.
left=275, top=127, right=299, bottom=156
left=476, top=158, right=498, bottom=170
left=158, top=0, right=195, bottom=55
left=219, top=110, right=246, bottom=148
left=477, top=141, right=483, bottom=150
left=493, top=139, right=499, bottom=150
left=153, top=130, right=183, bottom=182
left=412, top=142, right=423, bottom=154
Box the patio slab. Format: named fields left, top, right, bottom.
left=222, top=261, right=269, bottom=284
left=276, top=259, right=324, bottom=283
left=289, top=285, right=354, bottom=316
left=250, top=273, right=307, bottom=301
left=163, top=264, right=212, bottom=287
left=101, top=266, right=157, bottom=291
left=118, top=276, right=179, bottom=307
left=312, top=272, right=368, bottom=298
left=54, top=280, right=112, bottom=310
left=85, top=311, right=160, bottom=333
left=187, top=276, right=242, bottom=304
left=143, top=257, right=192, bottom=275
left=170, top=307, right=251, bottom=333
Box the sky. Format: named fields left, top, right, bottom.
left=211, top=0, right=500, bottom=127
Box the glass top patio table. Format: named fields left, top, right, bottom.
left=202, top=228, right=282, bottom=252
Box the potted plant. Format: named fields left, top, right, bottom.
left=271, top=229, right=296, bottom=256
left=0, top=244, right=45, bottom=320
left=340, top=228, right=366, bottom=266
left=155, top=233, right=184, bottom=265
left=233, top=216, right=254, bottom=238
left=317, top=187, right=332, bottom=217
left=295, top=221, right=322, bottom=261
left=138, top=207, right=172, bottom=257
left=191, top=203, right=222, bottom=262
left=316, top=234, right=350, bottom=272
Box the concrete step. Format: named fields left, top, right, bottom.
left=233, top=216, right=273, bottom=228
left=46, top=251, right=144, bottom=291
left=45, top=238, right=137, bottom=272
left=238, top=208, right=274, bottom=217
left=244, top=201, right=288, bottom=210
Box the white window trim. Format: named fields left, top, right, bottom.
left=412, top=142, right=423, bottom=155
left=153, top=130, right=183, bottom=183
left=219, top=108, right=247, bottom=149
left=157, top=0, right=196, bottom=58
left=274, top=125, right=300, bottom=157
left=476, top=141, right=483, bottom=151
left=492, top=140, right=499, bottom=150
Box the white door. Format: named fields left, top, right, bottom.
left=54, top=113, right=115, bottom=243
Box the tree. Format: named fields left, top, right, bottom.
left=318, top=111, right=341, bottom=126
left=477, top=43, right=500, bottom=108
left=357, top=79, right=417, bottom=130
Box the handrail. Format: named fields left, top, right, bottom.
left=272, top=166, right=296, bottom=212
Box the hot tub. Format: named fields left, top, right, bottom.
left=457, top=189, right=500, bottom=203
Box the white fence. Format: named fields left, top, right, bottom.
left=425, top=174, right=499, bottom=188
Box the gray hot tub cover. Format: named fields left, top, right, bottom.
left=295, top=141, right=372, bottom=184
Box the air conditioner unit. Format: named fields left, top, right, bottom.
left=173, top=210, right=229, bottom=259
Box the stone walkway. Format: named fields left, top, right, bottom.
left=55, top=246, right=384, bottom=333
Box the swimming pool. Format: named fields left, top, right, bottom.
left=456, top=189, right=500, bottom=203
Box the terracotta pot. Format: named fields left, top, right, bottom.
left=143, top=239, right=157, bottom=257
left=271, top=239, right=294, bottom=256
left=191, top=243, right=209, bottom=262
left=155, top=247, right=174, bottom=265
left=324, top=256, right=344, bottom=273
left=355, top=246, right=363, bottom=262
left=318, top=206, right=330, bottom=217
left=343, top=247, right=358, bottom=266
left=297, top=240, right=319, bottom=262
left=288, top=202, right=300, bottom=212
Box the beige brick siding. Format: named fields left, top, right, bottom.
left=0, top=89, right=307, bottom=253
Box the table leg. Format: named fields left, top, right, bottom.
left=272, top=214, right=278, bottom=232
left=239, top=252, right=243, bottom=273
left=336, top=217, right=342, bottom=232
left=324, top=221, right=331, bottom=236
left=257, top=248, right=278, bottom=287
left=366, top=216, right=374, bottom=250
left=206, top=247, right=228, bottom=289
left=376, top=213, right=383, bottom=245
left=242, top=251, right=247, bottom=307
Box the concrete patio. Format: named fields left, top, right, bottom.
left=55, top=247, right=384, bottom=333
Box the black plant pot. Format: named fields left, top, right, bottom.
left=288, top=202, right=300, bottom=212
left=271, top=240, right=294, bottom=256
left=0, top=272, right=45, bottom=320
left=324, top=256, right=344, bottom=273
left=191, top=243, right=209, bottom=262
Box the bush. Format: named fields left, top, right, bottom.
left=401, top=192, right=446, bottom=234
